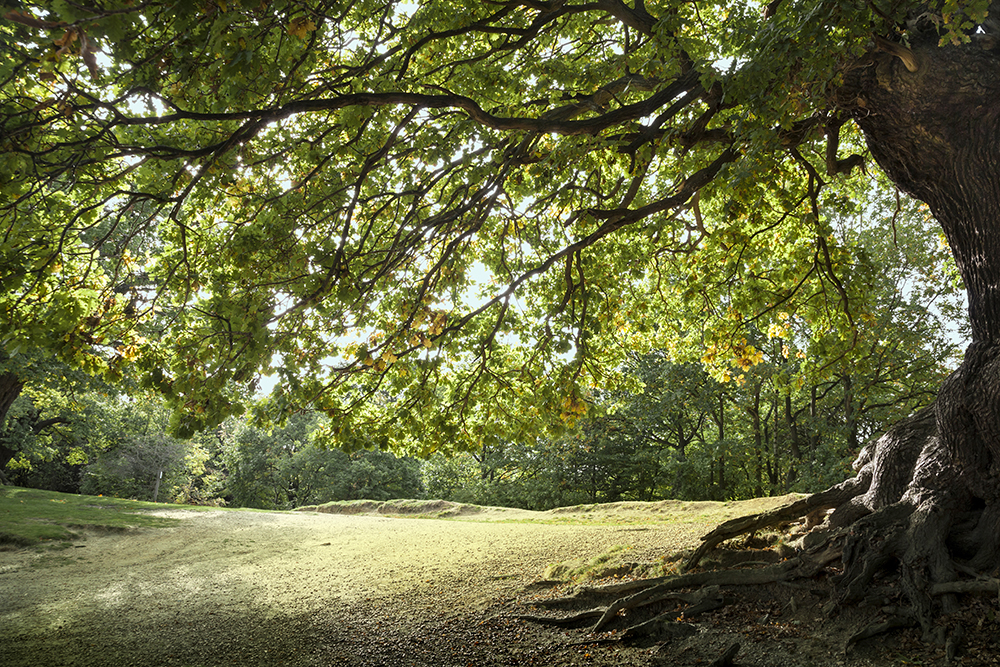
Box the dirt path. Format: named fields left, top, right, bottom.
left=0, top=499, right=966, bottom=666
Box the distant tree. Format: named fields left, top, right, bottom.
left=221, top=412, right=422, bottom=509
left=423, top=440, right=591, bottom=510
left=73, top=391, right=223, bottom=501
left=80, top=432, right=186, bottom=501
left=0, top=350, right=116, bottom=488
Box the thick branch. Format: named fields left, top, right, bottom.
left=91, top=72, right=700, bottom=143
left=31, top=417, right=71, bottom=433
left=594, top=0, right=657, bottom=34
left=873, top=35, right=919, bottom=73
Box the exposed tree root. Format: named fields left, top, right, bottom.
left=516, top=608, right=604, bottom=627
left=684, top=407, right=944, bottom=572
left=520, top=373, right=1000, bottom=661
left=683, top=478, right=864, bottom=570
left=565, top=614, right=699, bottom=647
left=681, top=399, right=1000, bottom=643
left=520, top=416, right=998, bottom=659
left=845, top=614, right=918, bottom=652
left=589, top=583, right=727, bottom=632
left=519, top=537, right=844, bottom=644
left=615, top=614, right=698, bottom=641
left=946, top=624, right=964, bottom=663
left=709, top=641, right=740, bottom=667
left=930, top=577, right=1000, bottom=596
left=520, top=585, right=726, bottom=629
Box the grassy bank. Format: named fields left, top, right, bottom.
left=0, top=487, right=195, bottom=549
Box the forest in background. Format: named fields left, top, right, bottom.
left=2, top=197, right=964, bottom=509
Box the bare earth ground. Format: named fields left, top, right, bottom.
left=0, top=497, right=992, bottom=666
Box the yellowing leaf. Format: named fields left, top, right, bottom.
left=287, top=17, right=316, bottom=39
left=766, top=322, right=788, bottom=339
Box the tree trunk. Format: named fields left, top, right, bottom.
left=784, top=393, right=801, bottom=490
left=784, top=393, right=803, bottom=460
left=842, top=374, right=859, bottom=454
left=710, top=395, right=727, bottom=499
left=0, top=371, right=25, bottom=483
left=0, top=371, right=23, bottom=430
left=820, top=28, right=1000, bottom=632
left=847, top=35, right=1000, bottom=500
left=767, top=393, right=779, bottom=489
left=744, top=383, right=765, bottom=497
left=808, top=385, right=819, bottom=456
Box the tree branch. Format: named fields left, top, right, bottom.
left=31, top=417, right=71, bottom=433
left=92, top=73, right=699, bottom=144
left=594, top=0, right=658, bottom=34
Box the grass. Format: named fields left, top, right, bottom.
left=0, top=486, right=207, bottom=549
left=542, top=545, right=634, bottom=581
left=3, top=487, right=806, bottom=551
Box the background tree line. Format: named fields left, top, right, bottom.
left=0, top=373, right=426, bottom=509
left=0, top=339, right=954, bottom=510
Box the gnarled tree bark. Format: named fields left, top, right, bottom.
left=677, top=25, right=1000, bottom=644
left=759, top=26, right=1000, bottom=637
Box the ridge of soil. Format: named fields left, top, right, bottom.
left=1, top=496, right=995, bottom=666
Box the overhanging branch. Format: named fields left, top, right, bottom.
left=77, top=71, right=701, bottom=143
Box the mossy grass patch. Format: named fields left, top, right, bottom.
left=0, top=486, right=203, bottom=549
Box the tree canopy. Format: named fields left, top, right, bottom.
left=0, top=0, right=975, bottom=449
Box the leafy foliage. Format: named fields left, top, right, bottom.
left=0, top=351, right=122, bottom=487
left=424, top=192, right=962, bottom=507
left=0, top=1, right=977, bottom=457
left=80, top=432, right=187, bottom=501
left=221, top=411, right=423, bottom=509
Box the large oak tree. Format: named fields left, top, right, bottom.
left=0, top=0, right=995, bottom=638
